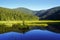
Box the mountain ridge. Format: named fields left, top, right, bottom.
left=35, top=6, right=60, bottom=20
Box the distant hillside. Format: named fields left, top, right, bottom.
left=0, top=7, right=39, bottom=21
left=14, top=7, right=35, bottom=15
left=35, top=10, right=46, bottom=17
left=35, top=6, right=60, bottom=20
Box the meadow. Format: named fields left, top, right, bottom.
left=0, top=20, right=60, bottom=27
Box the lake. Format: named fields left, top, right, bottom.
left=0, top=29, right=60, bottom=40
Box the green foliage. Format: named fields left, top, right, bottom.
left=0, top=7, right=39, bottom=21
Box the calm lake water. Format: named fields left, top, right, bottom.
left=0, top=29, right=60, bottom=40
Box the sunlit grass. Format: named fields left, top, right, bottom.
left=0, top=20, right=60, bottom=27
left=26, top=24, right=48, bottom=27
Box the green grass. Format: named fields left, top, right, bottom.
left=0, top=20, right=60, bottom=27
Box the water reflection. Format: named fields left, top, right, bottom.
left=0, top=30, right=60, bottom=40
left=0, top=23, right=60, bottom=34
left=23, top=30, right=60, bottom=40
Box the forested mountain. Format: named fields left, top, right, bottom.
left=35, top=10, right=46, bottom=17
left=0, top=6, right=60, bottom=21
left=0, top=7, right=39, bottom=21
left=14, top=7, right=35, bottom=14
left=35, top=6, right=60, bottom=20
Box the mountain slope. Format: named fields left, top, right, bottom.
left=0, top=7, right=39, bottom=21
left=35, top=6, right=60, bottom=20
left=14, top=7, right=35, bottom=14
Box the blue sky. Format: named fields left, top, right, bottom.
left=0, top=0, right=60, bottom=10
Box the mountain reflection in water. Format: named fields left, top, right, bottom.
left=0, top=29, right=60, bottom=40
